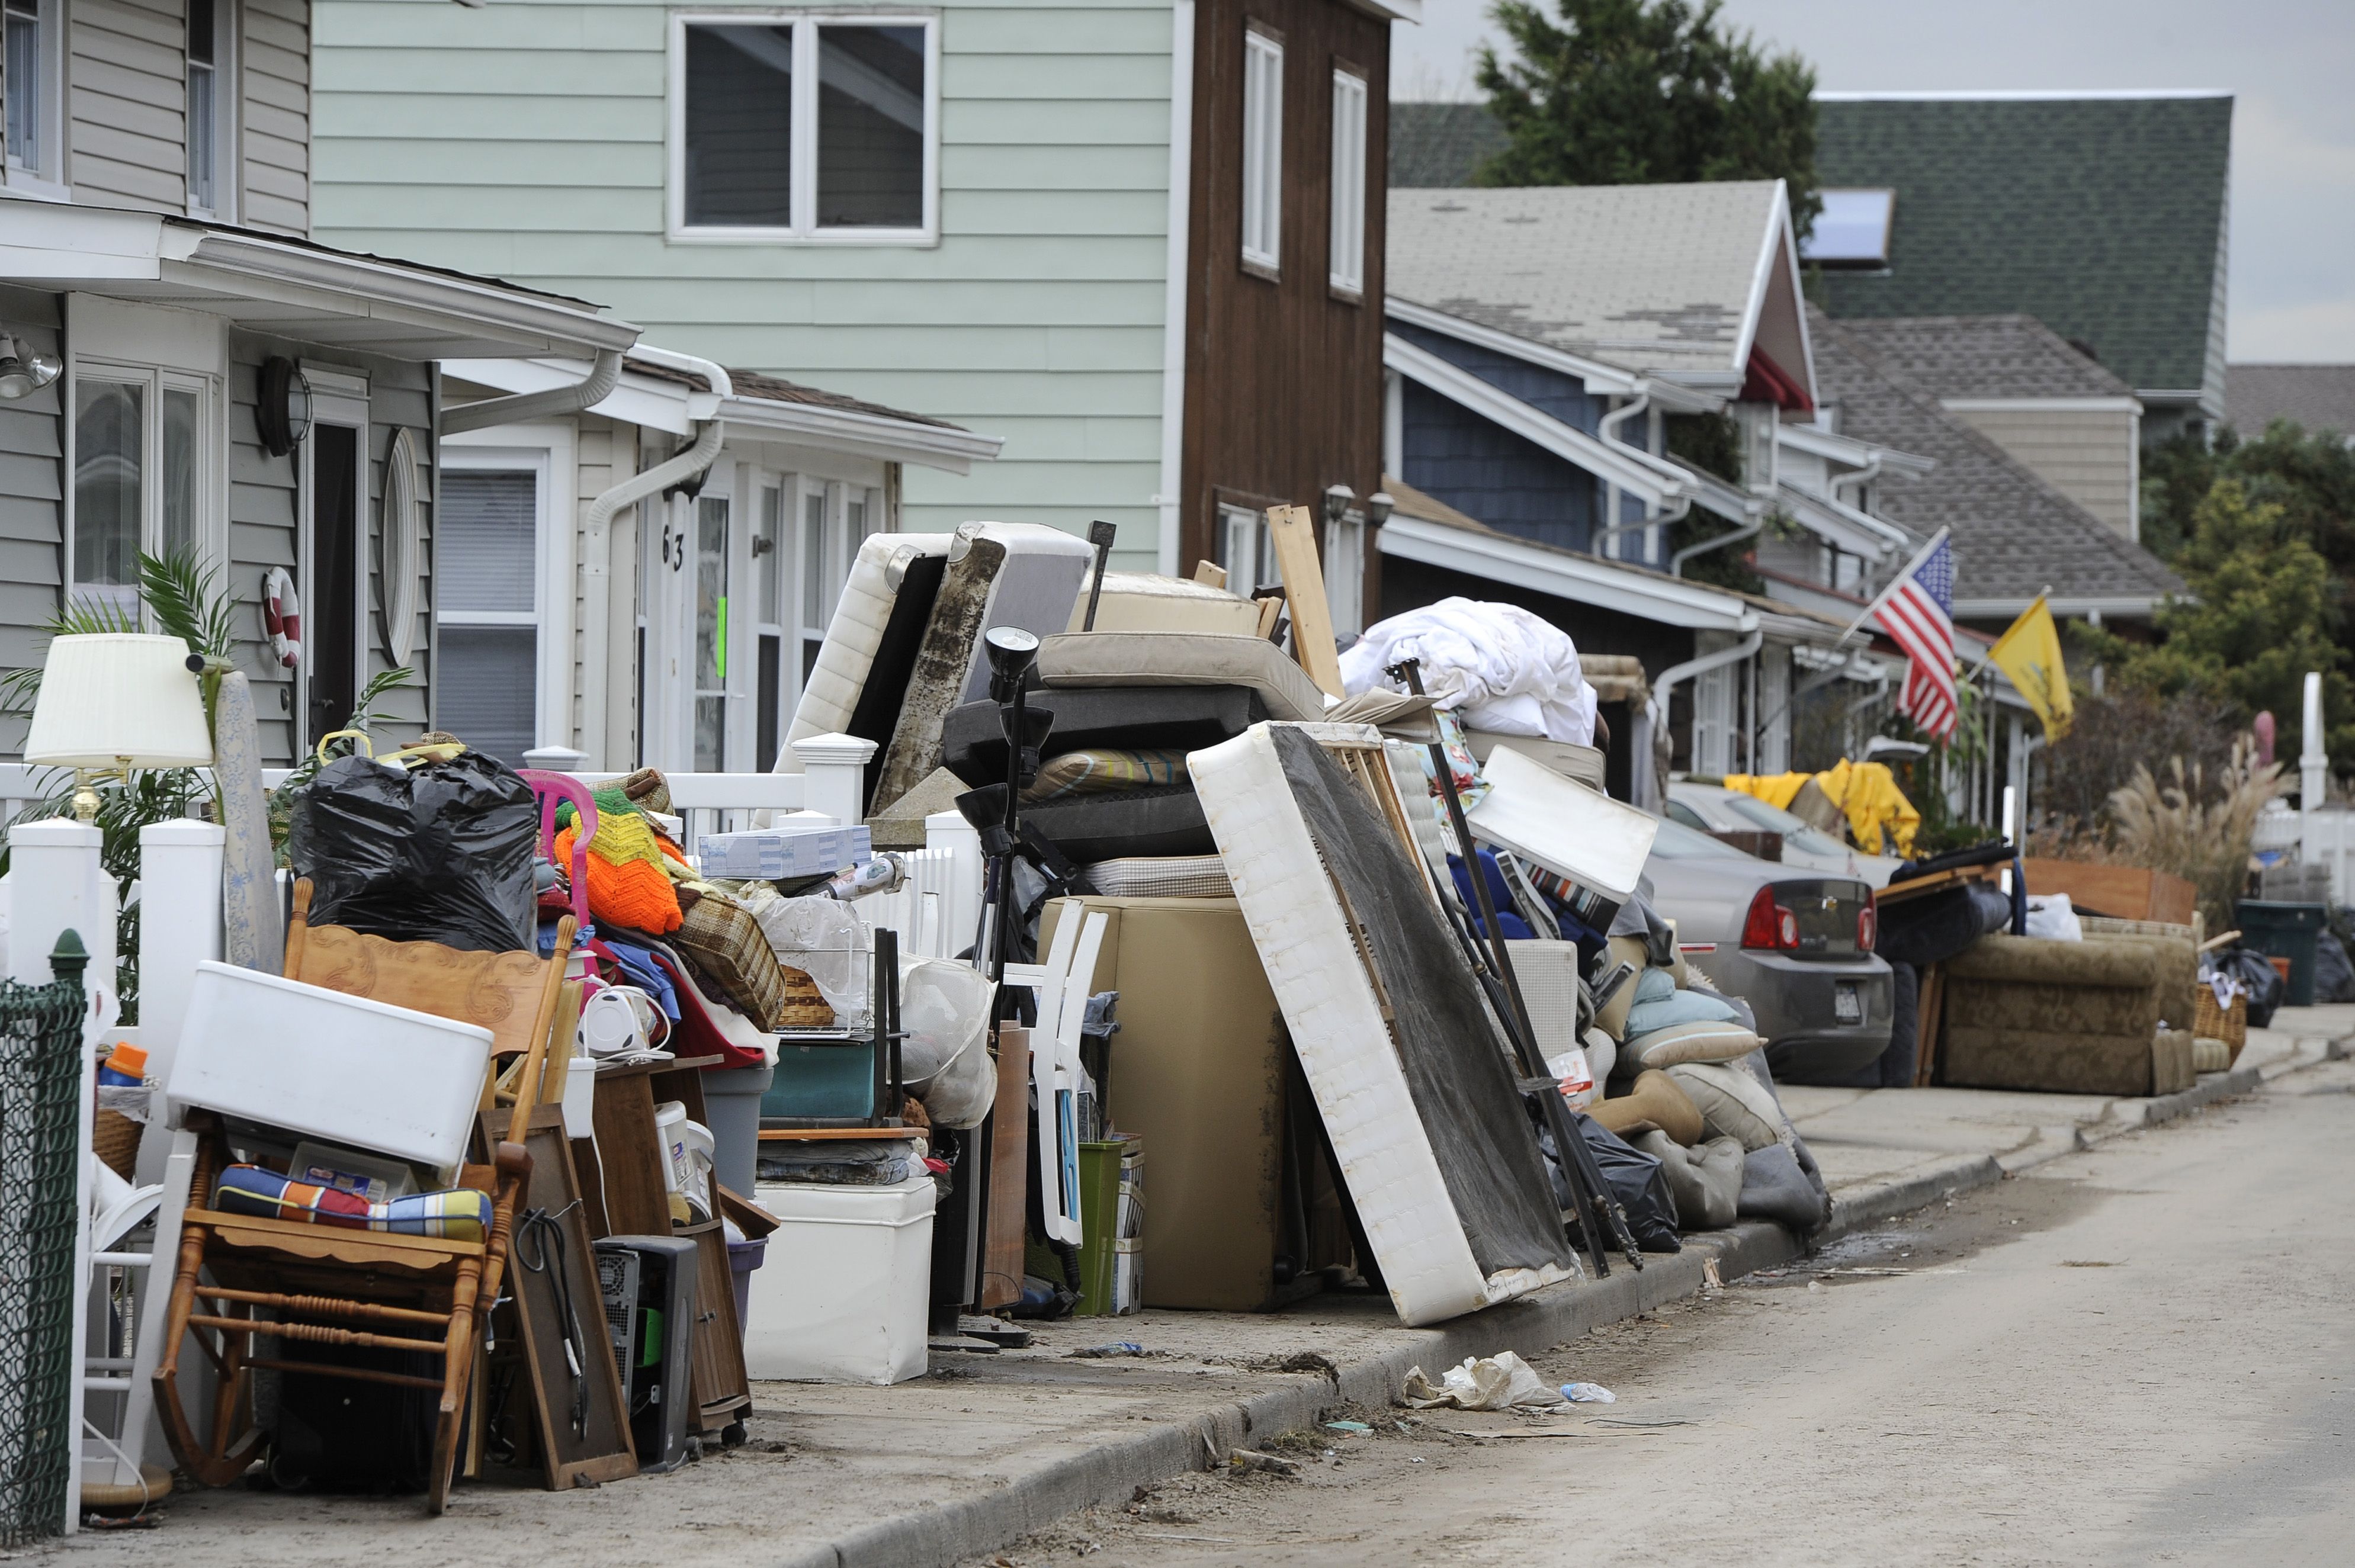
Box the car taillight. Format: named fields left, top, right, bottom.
left=1857, top=895, right=1878, bottom=952
left=1741, top=885, right=1799, bottom=950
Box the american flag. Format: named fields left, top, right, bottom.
left=1873, top=532, right=1958, bottom=741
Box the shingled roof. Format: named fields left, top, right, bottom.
left=1813, top=94, right=2232, bottom=413
left=2226, top=365, right=2355, bottom=440
left=1829, top=314, right=2135, bottom=402
left=1390, top=102, right=1510, bottom=188
left=1809, top=307, right=2182, bottom=613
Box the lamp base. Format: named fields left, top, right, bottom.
left=70, top=768, right=101, bottom=825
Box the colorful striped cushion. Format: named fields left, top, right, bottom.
left=213, top=1166, right=492, bottom=1245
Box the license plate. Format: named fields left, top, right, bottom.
left=1834, top=982, right=1863, bottom=1026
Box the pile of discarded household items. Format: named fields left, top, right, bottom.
left=54, top=513, right=1839, bottom=1524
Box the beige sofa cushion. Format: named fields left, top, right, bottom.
left=1037, top=631, right=1326, bottom=722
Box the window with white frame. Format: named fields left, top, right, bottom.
left=794, top=477, right=875, bottom=685
left=1218, top=503, right=1278, bottom=597
left=70, top=368, right=220, bottom=616
left=4, top=0, right=64, bottom=190
left=186, top=0, right=235, bottom=216
left=436, top=468, right=541, bottom=768
left=1323, top=510, right=1364, bottom=637
left=672, top=12, right=937, bottom=242
left=1240, top=28, right=1283, bottom=273
left=1328, top=68, right=1366, bottom=295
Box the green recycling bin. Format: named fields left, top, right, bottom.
left=2235, top=900, right=2328, bottom=1007
left=1076, top=1138, right=1143, bottom=1316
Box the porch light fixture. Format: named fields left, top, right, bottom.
left=1321, top=484, right=1356, bottom=528
left=1365, top=490, right=1394, bottom=527
left=256, top=356, right=314, bottom=457
left=0, top=333, right=62, bottom=400
left=24, top=634, right=215, bottom=824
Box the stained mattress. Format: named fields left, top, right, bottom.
left=775, top=532, right=953, bottom=787
left=1191, top=722, right=1578, bottom=1325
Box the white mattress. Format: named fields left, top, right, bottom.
left=776, top=532, right=954, bottom=774
left=1191, top=722, right=1578, bottom=1325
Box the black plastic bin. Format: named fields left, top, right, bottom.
left=2235, top=899, right=2328, bottom=1007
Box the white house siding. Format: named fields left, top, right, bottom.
left=243, top=0, right=313, bottom=233
left=0, top=288, right=65, bottom=753
left=69, top=0, right=190, bottom=211
left=310, top=0, right=1174, bottom=563
left=1942, top=404, right=2139, bottom=540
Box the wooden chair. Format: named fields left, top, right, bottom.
left=152, top=879, right=577, bottom=1513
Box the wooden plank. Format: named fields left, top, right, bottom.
left=2020, top=859, right=2196, bottom=925
left=1875, top=860, right=2003, bottom=907
left=1912, top=963, right=1945, bottom=1088
left=978, top=1024, right=1031, bottom=1312
left=1267, top=506, right=1343, bottom=696
left=1191, top=560, right=1228, bottom=589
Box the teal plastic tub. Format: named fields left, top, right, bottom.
left=761, top=1039, right=879, bottom=1122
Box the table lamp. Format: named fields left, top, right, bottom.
left=24, top=634, right=216, bottom=823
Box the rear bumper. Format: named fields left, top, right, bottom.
left=1696, top=949, right=1894, bottom=1078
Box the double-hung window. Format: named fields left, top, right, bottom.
left=1323, top=509, right=1365, bottom=636
left=1328, top=68, right=1366, bottom=296
left=70, top=370, right=219, bottom=617
left=4, top=0, right=64, bottom=193
left=1240, top=27, right=1283, bottom=274
left=435, top=463, right=543, bottom=769
left=186, top=0, right=235, bottom=217
left=671, top=12, right=939, bottom=242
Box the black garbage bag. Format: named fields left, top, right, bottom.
left=288, top=750, right=539, bottom=952
left=2215, top=946, right=2286, bottom=1029
left=2314, top=931, right=2355, bottom=1005
left=1542, top=1114, right=1681, bottom=1254
left=1875, top=881, right=2011, bottom=968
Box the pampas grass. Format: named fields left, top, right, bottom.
left=2107, top=739, right=2283, bottom=930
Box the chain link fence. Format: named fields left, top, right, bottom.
left=0, top=940, right=92, bottom=1545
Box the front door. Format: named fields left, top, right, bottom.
left=301, top=379, right=368, bottom=753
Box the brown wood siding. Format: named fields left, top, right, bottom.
left=1179, top=0, right=1388, bottom=624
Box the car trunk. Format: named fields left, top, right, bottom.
left=1774, top=878, right=1871, bottom=959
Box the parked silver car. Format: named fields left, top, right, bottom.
left=1666, top=780, right=1905, bottom=888
left=1641, top=817, right=1892, bottom=1082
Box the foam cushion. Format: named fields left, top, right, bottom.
left=1039, top=631, right=1325, bottom=722
left=1024, top=786, right=1214, bottom=863
left=942, top=685, right=1269, bottom=787
left=1633, top=1132, right=1744, bottom=1230
left=1665, top=1062, right=1788, bottom=1152
left=1623, top=1019, right=1766, bottom=1071
left=1066, top=571, right=1260, bottom=636
left=1588, top=1069, right=1703, bottom=1147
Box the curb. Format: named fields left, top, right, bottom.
left=782, top=1144, right=2019, bottom=1568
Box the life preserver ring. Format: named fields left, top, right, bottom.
left=262, top=567, right=302, bottom=669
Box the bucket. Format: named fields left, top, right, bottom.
left=728, top=1236, right=768, bottom=1334
left=701, top=1062, right=775, bottom=1198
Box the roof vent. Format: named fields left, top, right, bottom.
left=1802, top=189, right=1895, bottom=269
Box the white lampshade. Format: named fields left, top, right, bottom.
left=24, top=634, right=214, bottom=769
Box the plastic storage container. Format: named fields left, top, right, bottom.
left=2235, top=900, right=2327, bottom=1007
left=701, top=1062, right=774, bottom=1197
left=727, top=1235, right=767, bottom=1332
left=761, top=1038, right=880, bottom=1122
left=167, top=960, right=495, bottom=1178
left=745, top=1174, right=935, bottom=1383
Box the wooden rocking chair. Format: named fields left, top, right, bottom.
left=152, top=879, right=577, bottom=1513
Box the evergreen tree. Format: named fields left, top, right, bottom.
left=1474, top=0, right=1821, bottom=234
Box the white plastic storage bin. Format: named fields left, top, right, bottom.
left=165, top=960, right=496, bottom=1180
left=746, top=1174, right=936, bottom=1384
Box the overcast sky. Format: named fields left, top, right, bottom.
left=1391, top=1, right=2355, bottom=362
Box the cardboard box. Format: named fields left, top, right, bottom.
left=697, top=823, right=872, bottom=880
left=1039, top=897, right=1290, bottom=1311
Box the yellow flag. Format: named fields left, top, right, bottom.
left=1988, top=596, right=2074, bottom=740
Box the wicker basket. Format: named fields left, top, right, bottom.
left=776, top=965, right=836, bottom=1029
left=93, top=1109, right=142, bottom=1180
left=2193, top=985, right=2248, bottom=1064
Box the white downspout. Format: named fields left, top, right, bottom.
left=628, top=345, right=734, bottom=401
left=443, top=348, right=624, bottom=435
left=1646, top=628, right=1763, bottom=775
left=1596, top=390, right=1650, bottom=560
left=580, top=419, right=724, bottom=767
left=1154, top=0, right=1196, bottom=576
left=1829, top=451, right=1882, bottom=508
left=1593, top=492, right=1687, bottom=555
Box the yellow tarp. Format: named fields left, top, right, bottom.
left=1724, top=760, right=1921, bottom=857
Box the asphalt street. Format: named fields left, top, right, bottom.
left=990, top=1061, right=2355, bottom=1568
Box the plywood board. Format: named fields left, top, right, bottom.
left=1266, top=505, right=1344, bottom=698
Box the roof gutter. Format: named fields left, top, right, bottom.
left=444, top=348, right=623, bottom=435
left=579, top=418, right=726, bottom=766
left=629, top=343, right=733, bottom=417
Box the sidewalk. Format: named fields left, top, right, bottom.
left=53, top=1008, right=2350, bottom=1568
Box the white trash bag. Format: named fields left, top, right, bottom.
left=1400, top=1352, right=1567, bottom=1411
left=897, top=956, right=996, bottom=1129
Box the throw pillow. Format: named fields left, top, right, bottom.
left=1622, top=1020, right=1765, bottom=1071
left=1664, top=1061, right=1789, bottom=1152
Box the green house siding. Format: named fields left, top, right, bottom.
left=1815, top=95, right=2232, bottom=415
left=312, top=0, right=1179, bottom=561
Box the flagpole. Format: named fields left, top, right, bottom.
left=1837, top=527, right=1951, bottom=644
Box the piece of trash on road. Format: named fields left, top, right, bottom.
left=1068, top=1341, right=1147, bottom=1358
left=1702, top=1257, right=1722, bottom=1290
left=1226, top=1447, right=1301, bottom=1478
left=1401, top=1352, right=1565, bottom=1410
left=1323, top=1420, right=1373, bottom=1434
left=1560, top=1381, right=1616, bottom=1404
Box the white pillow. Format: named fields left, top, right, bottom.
left=1664, top=1062, right=1790, bottom=1152
left=1622, top=1020, right=1763, bottom=1071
